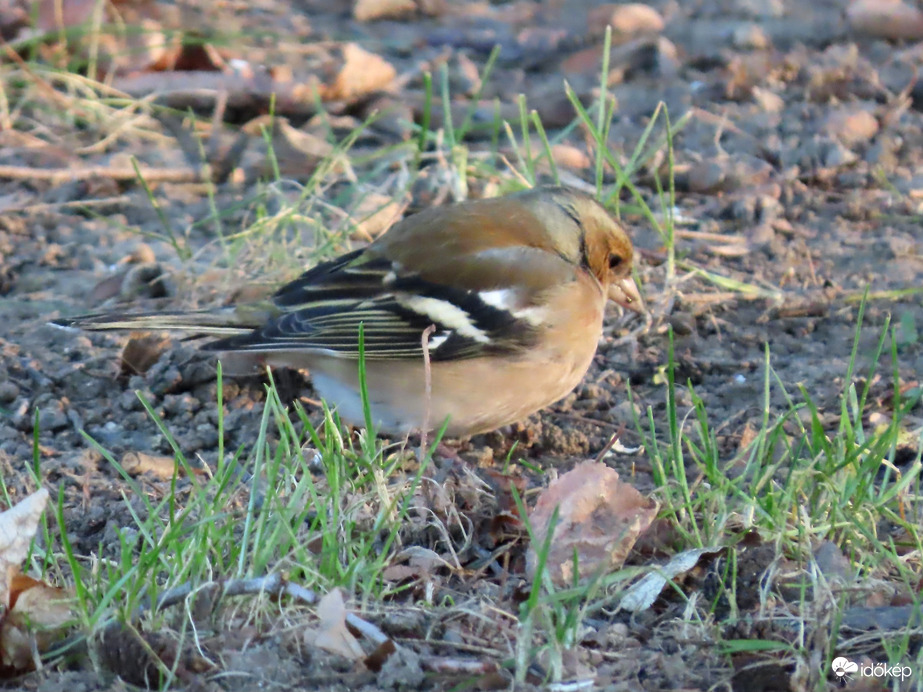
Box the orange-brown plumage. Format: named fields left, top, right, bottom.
left=54, top=186, right=643, bottom=436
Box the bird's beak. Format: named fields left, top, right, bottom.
left=608, top=277, right=644, bottom=313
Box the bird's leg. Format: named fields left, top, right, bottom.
left=419, top=323, right=437, bottom=460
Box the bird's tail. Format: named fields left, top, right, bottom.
left=50, top=306, right=267, bottom=337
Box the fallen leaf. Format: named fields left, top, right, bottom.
left=0, top=489, right=49, bottom=608
left=526, top=462, right=658, bottom=585
left=1, top=574, right=73, bottom=673
left=549, top=143, right=591, bottom=170
left=94, top=621, right=214, bottom=686
left=242, top=116, right=342, bottom=179
left=382, top=546, right=453, bottom=582
left=380, top=564, right=420, bottom=581
left=0, top=489, right=74, bottom=675
left=588, top=3, right=665, bottom=38
left=344, top=193, right=405, bottom=242
left=618, top=546, right=723, bottom=613
left=120, top=335, right=170, bottom=376
left=317, top=43, right=396, bottom=103
left=305, top=589, right=365, bottom=661
left=353, top=0, right=417, bottom=21
left=120, top=452, right=180, bottom=479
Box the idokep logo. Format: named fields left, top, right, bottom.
left=831, top=656, right=912, bottom=683
left=831, top=657, right=858, bottom=678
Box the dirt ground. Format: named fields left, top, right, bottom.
left=2, top=0, right=923, bottom=690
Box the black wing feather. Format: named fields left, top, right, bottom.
left=205, top=250, right=539, bottom=361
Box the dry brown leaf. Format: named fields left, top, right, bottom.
left=344, top=193, right=405, bottom=241
left=0, top=489, right=74, bottom=675
left=706, top=243, right=751, bottom=258
left=381, top=564, right=420, bottom=581
left=824, top=107, right=879, bottom=145
left=0, top=489, right=49, bottom=609
left=242, top=116, right=342, bottom=179
left=737, top=422, right=758, bottom=456
left=88, top=261, right=172, bottom=304
left=88, top=272, right=126, bottom=303
left=305, top=589, right=364, bottom=661
left=526, top=462, right=658, bottom=585
left=120, top=335, right=170, bottom=376
left=115, top=70, right=311, bottom=115
left=588, top=3, right=665, bottom=38
left=382, top=546, right=452, bottom=582
left=317, top=43, right=396, bottom=102
left=480, top=467, right=527, bottom=514
left=94, top=621, right=214, bottom=685
left=1, top=574, right=73, bottom=673
left=353, top=0, right=417, bottom=21
left=120, top=451, right=179, bottom=479
left=149, top=40, right=227, bottom=73
left=549, top=143, right=591, bottom=170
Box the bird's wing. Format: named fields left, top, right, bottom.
left=205, top=240, right=580, bottom=361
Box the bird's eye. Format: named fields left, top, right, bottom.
left=608, top=254, right=623, bottom=269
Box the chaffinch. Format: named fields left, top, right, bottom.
left=55, top=186, right=643, bottom=436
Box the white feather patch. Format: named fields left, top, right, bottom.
left=511, top=306, right=546, bottom=326
left=478, top=288, right=518, bottom=310
left=399, top=296, right=490, bottom=343
left=427, top=333, right=449, bottom=350
left=478, top=289, right=546, bottom=326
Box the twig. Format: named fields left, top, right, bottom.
left=0, top=165, right=206, bottom=184
left=420, top=657, right=499, bottom=674
left=674, top=229, right=747, bottom=243
left=552, top=411, right=619, bottom=429
left=345, top=612, right=389, bottom=646
left=607, top=310, right=652, bottom=348
left=547, top=680, right=595, bottom=692
left=151, top=573, right=315, bottom=612
left=404, top=637, right=506, bottom=658
left=676, top=291, right=762, bottom=305
left=1, top=38, right=79, bottom=113
left=113, top=70, right=322, bottom=117
left=148, top=574, right=391, bottom=646
left=2, top=196, right=132, bottom=213
left=593, top=425, right=625, bottom=463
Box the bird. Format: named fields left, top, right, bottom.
left=54, top=186, right=643, bottom=437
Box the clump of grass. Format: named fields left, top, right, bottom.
left=635, top=299, right=922, bottom=558
left=48, top=351, right=430, bottom=656
left=630, top=303, right=923, bottom=685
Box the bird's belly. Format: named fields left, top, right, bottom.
left=310, top=371, right=421, bottom=435
left=306, top=344, right=598, bottom=437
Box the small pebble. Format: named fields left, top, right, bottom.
left=0, top=382, right=19, bottom=404
left=752, top=87, right=784, bottom=113
left=824, top=107, right=879, bottom=145
left=732, top=23, right=770, bottom=50
left=589, top=3, right=665, bottom=37
left=669, top=312, right=696, bottom=336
